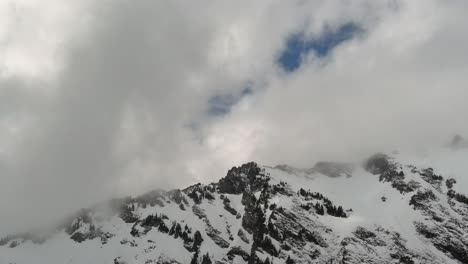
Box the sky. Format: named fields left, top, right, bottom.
left=1, top=0, right=468, bottom=233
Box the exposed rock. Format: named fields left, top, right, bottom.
left=156, top=255, right=182, bottom=264
left=206, top=225, right=230, bottom=249
left=223, top=198, right=238, bottom=216
left=237, top=229, right=250, bottom=244
left=218, top=162, right=264, bottom=194
left=415, top=222, right=468, bottom=263
left=409, top=190, right=438, bottom=210
left=227, top=246, right=250, bottom=261
left=448, top=189, right=468, bottom=206
left=353, top=227, right=386, bottom=247
left=417, top=168, right=444, bottom=192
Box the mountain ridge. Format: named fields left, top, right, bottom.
left=1, top=152, right=468, bottom=263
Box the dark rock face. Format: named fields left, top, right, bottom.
left=227, top=246, right=250, bottom=261
left=448, top=190, right=468, bottom=206
left=409, top=175, right=468, bottom=264
left=366, top=154, right=401, bottom=184
left=365, top=155, right=422, bottom=194
left=241, top=193, right=259, bottom=235
left=120, top=209, right=139, bottom=223
left=70, top=232, right=87, bottom=243
left=218, top=162, right=263, bottom=194
left=223, top=197, right=238, bottom=216
left=339, top=226, right=422, bottom=264
left=391, top=179, right=420, bottom=194
left=413, top=168, right=443, bottom=192
left=237, top=229, right=250, bottom=244
left=192, top=205, right=230, bottom=249
left=353, top=227, right=386, bottom=247
left=156, top=255, right=182, bottom=264
left=415, top=222, right=468, bottom=263
left=361, top=154, right=468, bottom=263
left=206, top=226, right=230, bottom=249
left=409, top=190, right=438, bottom=210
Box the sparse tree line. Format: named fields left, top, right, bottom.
left=298, top=188, right=347, bottom=218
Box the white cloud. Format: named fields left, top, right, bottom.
left=0, top=0, right=467, bottom=233
left=0, top=0, right=92, bottom=80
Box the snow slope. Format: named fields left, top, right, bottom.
left=1, top=151, right=468, bottom=264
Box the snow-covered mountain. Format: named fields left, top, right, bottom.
left=1, top=151, right=468, bottom=264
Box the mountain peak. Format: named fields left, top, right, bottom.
left=2, top=154, right=468, bottom=263
left=218, top=162, right=266, bottom=194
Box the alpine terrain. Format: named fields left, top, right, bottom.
left=1, top=150, right=468, bottom=264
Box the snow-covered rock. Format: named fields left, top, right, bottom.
left=1, top=152, right=468, bottom=263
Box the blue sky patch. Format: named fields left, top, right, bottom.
left=207, top=87, right=253, bottom=117
left=278, top=22, right=361, bottom=72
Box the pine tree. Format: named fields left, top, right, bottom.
left=175, top=223, right=182, bottom=238
left=192, top=230, right=203, bottom=251
left=201, top=253, right=212, bottom=264
left=299, top=188, right=307, bottom=196
left=182, top=230, right=189, bottom=241
left=190, top=251, right=199, bottom=264
left=314, top=203, right=324, bottom=215
left=337, top=206, right=346, bottom=218
left=169, top=222, right=176, bottom=236
left=259, top=186, right=270, bottom=209
left=158, top=221, right=169, bottom=233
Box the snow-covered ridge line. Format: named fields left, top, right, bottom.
left=1, top=153, right=468, bottom=264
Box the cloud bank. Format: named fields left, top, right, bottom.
left=0, top=0, right=468, bottom=232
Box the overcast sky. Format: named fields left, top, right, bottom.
left=1, top=0, right=468, bottom=233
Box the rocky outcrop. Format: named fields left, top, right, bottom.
left=415, top=222, right=468, bottom=263
left=227, top=246, right=250, bottom=261
left=365, top=154, right=422, bottom=194
left=218, top=162, right=264, bottom=194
